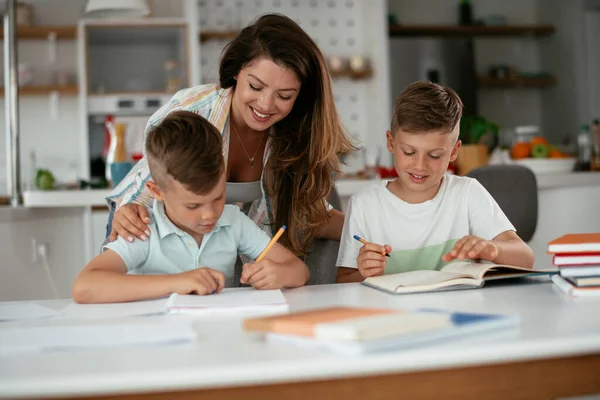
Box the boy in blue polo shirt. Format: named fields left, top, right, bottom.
left=73, top=111, right=309, bottom=303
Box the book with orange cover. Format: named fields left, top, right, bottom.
left=548, top=233, right=600, bottom=254
left=243, top=307, right=401, bottom=338
left=244, top=306, right=518, bottom=354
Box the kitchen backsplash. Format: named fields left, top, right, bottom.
left=0, top=97, right=82, bottom=195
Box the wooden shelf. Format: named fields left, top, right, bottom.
left=198, top=30, right=373, bottom=80
left=477, top=76, right=557, bottom=88
left=88, top=91, right=174, bottom=96
left=389, top=24, right=555, bottom=38
left=330, top=68, right=373, bottom=80
left=199, top=30, right=239, bottom=42
left=0, top=25, right=76, bottom=40
left=1, top=85, right=79, bottom=96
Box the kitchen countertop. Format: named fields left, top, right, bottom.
left=335, top=171, right=600, bottom=197
left=0, top=206, right=85, bottom=222
left=20, top=189, right=113, bottom=208
left=0, top=172, right=597, bottom=209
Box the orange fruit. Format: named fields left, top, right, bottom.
left=530, top=136, right=549, bottom=147
left=549, top=148, right=564, bottom=158
left=511, top=142, right=531, bottom=159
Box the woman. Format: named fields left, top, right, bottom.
left=106, top=14, right=356, bottom=281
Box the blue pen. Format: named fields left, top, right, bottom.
left=353, top=235, right=390, bottom=257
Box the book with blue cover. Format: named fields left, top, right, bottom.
left=244, top=306, right=519, bottom=355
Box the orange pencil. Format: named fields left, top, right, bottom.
left=353, top=235, right=390, bottom=257
left=255, top=225, right=287, bottom=262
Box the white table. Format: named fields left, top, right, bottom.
left=1, top=278, right=600, bottom=399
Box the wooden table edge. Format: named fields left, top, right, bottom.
left=47, top=352, right=600, bottom=400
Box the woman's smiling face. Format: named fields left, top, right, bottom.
left=231, top=57, right=302, bottom=132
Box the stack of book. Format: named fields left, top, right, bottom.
left=548, top=233, right=600, bottom=297
left=244, top=306, right=519, bottom=355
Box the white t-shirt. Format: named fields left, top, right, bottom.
left=336, top=175, right=515, bottom=273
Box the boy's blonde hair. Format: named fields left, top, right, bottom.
left=391, top=81, right=463, bottom=135
left=146, top=111, right=224, bottom=194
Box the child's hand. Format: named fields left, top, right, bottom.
left=442, top=236, right=498, bottom=262
left=240, top=260, right=286, bottom=290
left=357, top=243, right=392, bottom=278
left=171, top=267, right=225, bottom=295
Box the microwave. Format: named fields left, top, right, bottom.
left=87, top=94, right=173, bottom=116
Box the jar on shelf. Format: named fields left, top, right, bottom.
left=16, top=2, right=34, bottom=26
left=164, top=60, right=181, bottom=93
left=513, top=125, right=539, bottom=145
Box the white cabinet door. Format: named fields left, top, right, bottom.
left=91, top=211, right=110, bottom=258
left=0, top=209, right=88, bottom=301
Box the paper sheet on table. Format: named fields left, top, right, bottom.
left=166, top=287, right=288, bottom=315
left=60, top=298, right=168, bottom=319
left=0, top=319, right=196, bottom=355
left=0, top=302, right=63, bottom=321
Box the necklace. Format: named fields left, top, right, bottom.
left=231, top=123, right=265, bottom=168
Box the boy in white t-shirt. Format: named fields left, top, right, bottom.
left=336, top=82, right=534, bottom=283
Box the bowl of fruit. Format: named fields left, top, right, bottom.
left=511, top=136, right=576, bottom=174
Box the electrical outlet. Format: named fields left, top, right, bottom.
left=31, top=237, right=50, bottom=264
left=38, top=243, right=50, bottom=259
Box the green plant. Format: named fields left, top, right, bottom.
left=460, top=115, right=499, bottom=145
left=35, top=168, right=55, bottom=190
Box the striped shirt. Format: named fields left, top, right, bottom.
left=106, top=84, right=276, bottom=238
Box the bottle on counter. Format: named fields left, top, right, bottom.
left=591, top=119, right=600, bottom=171
left=106, top=122, right=133, bottom=187
left=575, top=124, right=591, bottom=172
left=459, top=0, right=473, bottom=26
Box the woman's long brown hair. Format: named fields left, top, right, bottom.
left=219, top=14, right=357, bottom=255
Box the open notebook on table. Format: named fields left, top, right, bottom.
left=362, top=262, right=556, bottom=295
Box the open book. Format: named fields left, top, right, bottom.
left=362, top=262, right=557, bottom=294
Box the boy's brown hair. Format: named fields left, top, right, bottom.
left=145, top=110, right=224, bottom=194
left=391, top=81, right=463, bottom=135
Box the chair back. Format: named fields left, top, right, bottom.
left=467, top=165, right=538, bottom=242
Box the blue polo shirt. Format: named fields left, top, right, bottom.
left=103, top=200, right=272, bottom=287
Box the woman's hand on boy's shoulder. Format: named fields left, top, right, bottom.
left=169, top=267, right=225, bottom=295
left=110, top=203, right=152, bottom=243
left=442, top=235, right=498, bottom=263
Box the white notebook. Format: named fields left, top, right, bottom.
left=0, top=302, right=63, bottom=321
left=0, top=319, right=196, bottom=355
left=166, top=287, right=289, bottom=315
left=60, top=298, right=168, bottom=319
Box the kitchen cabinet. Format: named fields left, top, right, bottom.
left=0, top=208, right=89, bottom=301
left=91, top=209, right=110, bottom=257
left=82, top=20, right=189, bottom=95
